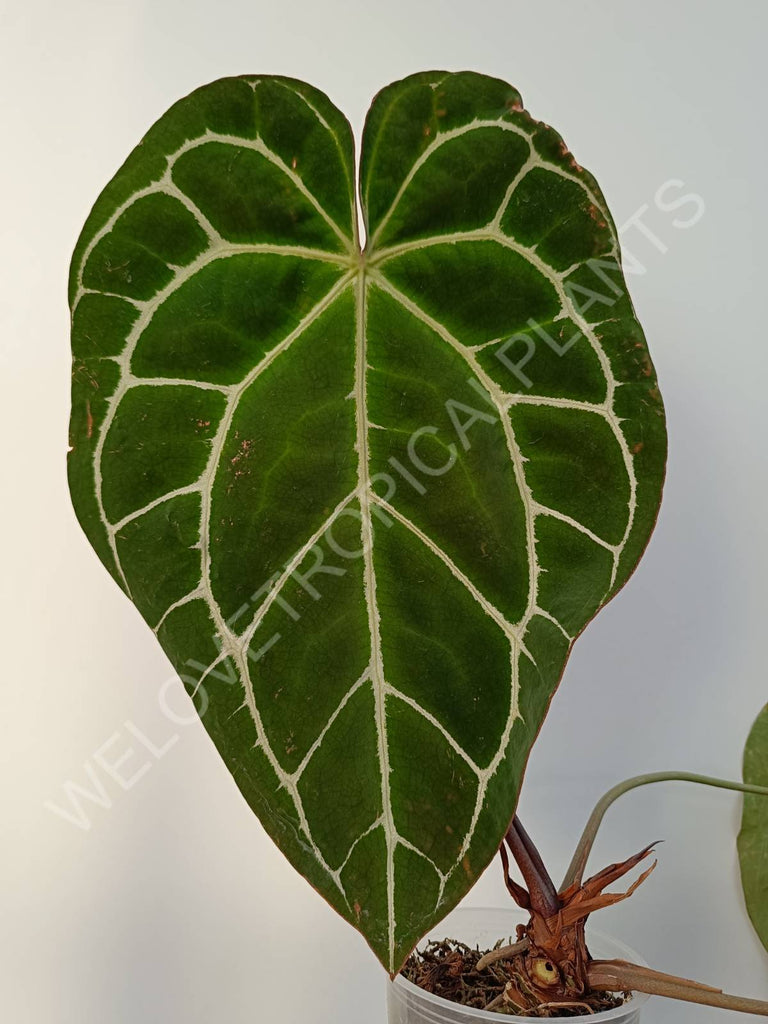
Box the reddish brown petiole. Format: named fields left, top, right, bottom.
left=485, top=816, right=768, bottom=1016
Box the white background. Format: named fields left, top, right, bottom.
left=2, top=1, right=767, bottom=1022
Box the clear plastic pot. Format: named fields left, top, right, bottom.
left=387, top=907, right=650, bottom=1024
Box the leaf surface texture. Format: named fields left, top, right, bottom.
left=68, top=71, right=667, bottom=971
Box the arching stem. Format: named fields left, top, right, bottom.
left=561, top=772, right=768, bottom=891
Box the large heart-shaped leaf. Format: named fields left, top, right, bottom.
left=739, top=704, right=768, bottom=952
left=68, top=71, right=666, bottom=972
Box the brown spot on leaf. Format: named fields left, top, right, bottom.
left=631, top=442, right=644, bottom=455
left=587, top=204, right=607, bottom=229
left=231, top=437, right=253, bottom=465
left=558, top=139, right=583, bottom=173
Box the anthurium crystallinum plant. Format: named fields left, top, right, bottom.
left=68, top=71, right=768, bottom=1018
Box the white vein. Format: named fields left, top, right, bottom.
left=367, top=117, right=614, bottom=255
left=385, top=686, right=483, bottom=777
left=490, top=153, right=539, bottom=231
left=153, top=585, right=205, bottom=635
left=534, top=606, right=574, bottom=643
left=238, top=488, right=358, bottom=649
left=72, top=129, right=354, bottom=319
left=290, top=669, right=370, bottom=783
left=368, top=270, right=541, bottom=638
left=110, top=481, right=202, bottom=535
left=331, top=816, right=384, bottom=887
left=272, top=78, right=360, bottom=253
left=371, top=493, right=531, bottom=657
left=367, top=272, right=542, bottom=913
left=124, top=375, right=233, bottom=393
left=531, top=501, right=618, bottom=553
left=99, top=268, right=354, bottom=591
left=371, top=224, right=636, bottom=589
left=190, top=649, right=231, bottom=698
left=395, top=834, right=447, bottom=884
left=353, top=268, right=398, bottom=964
left=169, top=131, right=355, bottom=255
left=439, top=644, right=524, bottom=909
left=195, top=276, right=355, bottom=634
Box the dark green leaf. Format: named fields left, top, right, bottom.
left=68, top=71, right=666, bottom=972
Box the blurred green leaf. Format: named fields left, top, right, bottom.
left=739, top=703, right=768, bottom=953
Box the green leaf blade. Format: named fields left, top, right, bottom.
left=69, top=71, right=666, bottom=973
left=740, top=704, right=768, bottom=953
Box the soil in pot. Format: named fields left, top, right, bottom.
left=401, top=937, right=628, bottom=1018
